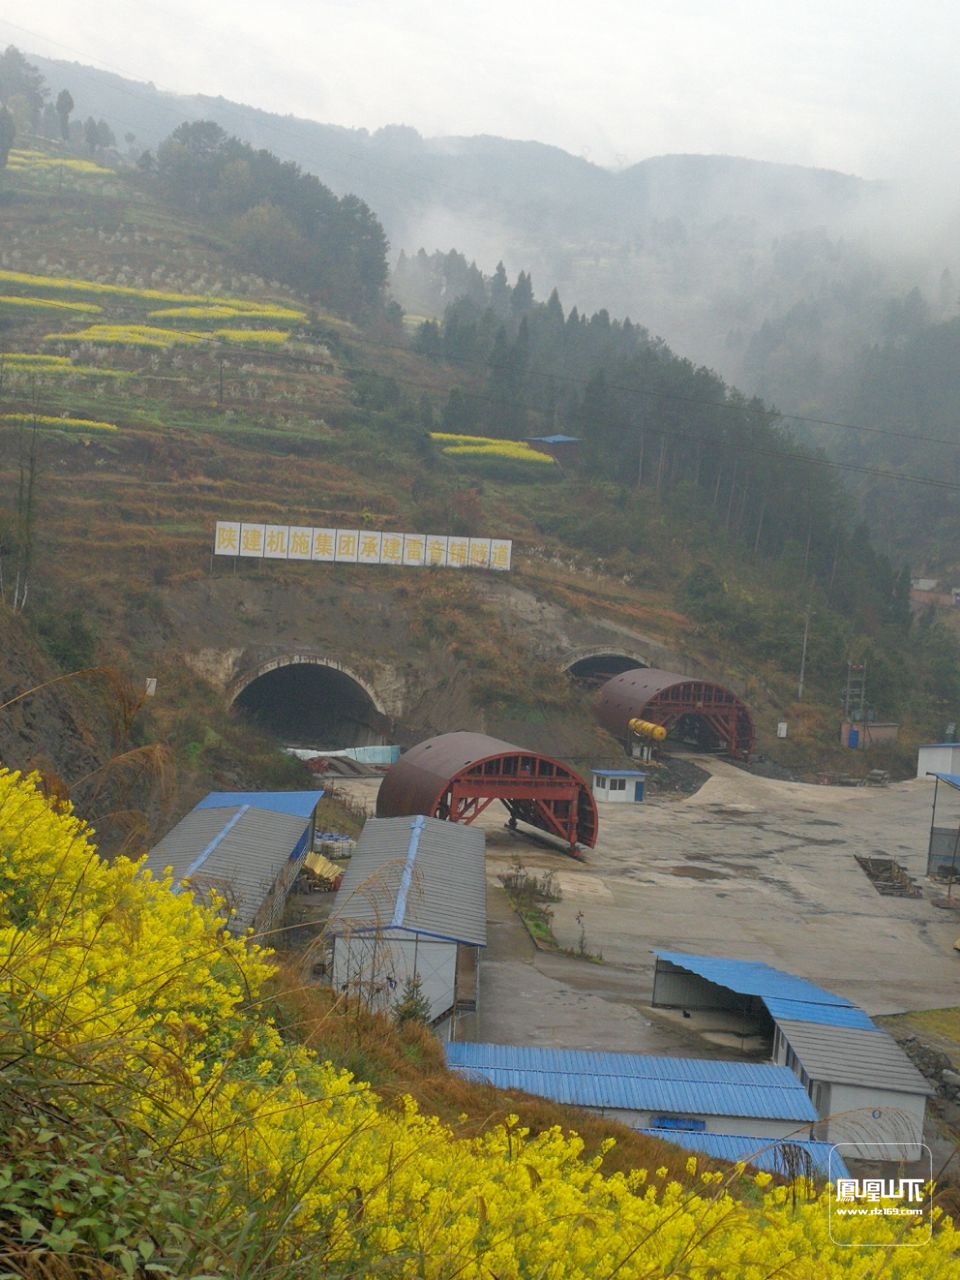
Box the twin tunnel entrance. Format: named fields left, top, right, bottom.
left=230, top=652, right=754, bottom=761
left=230, top=652, right=643, bottom=752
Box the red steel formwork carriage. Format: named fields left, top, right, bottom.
left=596, top=668, right=755, bottom=761
left=376, top=731, right=598, bottom=853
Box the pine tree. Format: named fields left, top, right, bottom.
left=393, top=975, right=431, bottom=1026
left=55, top=89, right=73, bottom=141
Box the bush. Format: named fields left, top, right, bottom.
left=33, top=607, right=96, bottom=670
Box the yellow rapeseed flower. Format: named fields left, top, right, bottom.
left=0, top=769, right=956, bottom=1278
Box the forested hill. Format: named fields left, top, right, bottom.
left=821, top=308, right=960, bottom=566
left=148, top=122, right=388, bottom=318
left=401, top=249, right=913, bottom=640
left=0, top=47, right=390, bottom=321
left=23, top=49, right=926, bottom=411
left=22, top=51, right=875, bottom=233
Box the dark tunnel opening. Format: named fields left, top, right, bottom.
left=670, top=712, right=725, bottom=752
left=233, top=664, right=388, bottom=749
left=566, top=653, right=646, bottom=689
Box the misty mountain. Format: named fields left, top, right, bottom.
left=24, top=52, right=959, bottom=423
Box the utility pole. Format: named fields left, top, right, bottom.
left=797, top=605, right=811, bottom=700
left=843, top=661, right=867, bottom=735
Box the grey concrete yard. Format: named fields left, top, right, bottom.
left=332, top=762, right=960, bottom=1054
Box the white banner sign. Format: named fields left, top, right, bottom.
left=214, top=522, right=512, bottom=571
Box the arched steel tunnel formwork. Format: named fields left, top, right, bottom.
left=376, top=731, right=599, bottom=853
left=596, top=668, right=755, bottom=761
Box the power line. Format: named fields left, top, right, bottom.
left=363, top=329, right=960, bottom=454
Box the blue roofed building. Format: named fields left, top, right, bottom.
left=147, top=790, right=324, bottom=938
left=196, top=791, right=324, bottom=819
left=327, top=816, right=486, bottom=1034
left=652, top=949, right=877, bottom=1030
left=652, top=951, right=929, bottom=1160
left=922, top=769, right=960, bottom=878
left=524, top=434, right=581, bottom=467
left=633, top=1129, right=850, bottom=1181
left=445, top=1042, right=817, bottom=1140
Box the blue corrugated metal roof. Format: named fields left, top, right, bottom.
left=931, top=772, right=960, bottom=789
left=198, top=790, right=323, bottom=819
left=636, top=1130, right=849, bottom=1180
left=762, top=997, right=877, bottom=1031
left=445, top=1044, right=816, bottom=1122
left=656, top=950, right=858, bottom=1008
left=448, top=1043, right=796, bottom=1083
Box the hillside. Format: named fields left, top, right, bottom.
left=1, top=76, right=960, bottom=1280
left=0, top=123, right=957, bottom=848
left=23, top=48, right=959, bottom=442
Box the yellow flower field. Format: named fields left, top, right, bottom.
left=148, top=303, right=305, bottom=323
left=430, top=432, right=555, bottom=465
left=7, top=149, right=112, bottom=176
left=43, top=323, right=206, bottom=350
left=0, top=295, right=102, bottom=314
left=0, top=769, right=955, bottom=1278
left=0, top=412, right=117, bottom=432
left=0, top=267, right=305, bottom=315
left=1, top=353, right=74, bottom=368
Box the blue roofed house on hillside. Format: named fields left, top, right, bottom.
left=147, top=790, right=324, bottom=939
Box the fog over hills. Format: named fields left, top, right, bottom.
left=26, top=52, right=960, bottom=424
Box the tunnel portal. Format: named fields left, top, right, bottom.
left=232, top=661, right=388, bottom=749
left=566, top=652, right=647, bottom=689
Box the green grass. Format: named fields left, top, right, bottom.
left=877, top=1008, right=960, bottom=1069
left=519, top=905, right=559, bottom=948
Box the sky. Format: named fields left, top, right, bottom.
left=0, top=1, right=956, bottom=178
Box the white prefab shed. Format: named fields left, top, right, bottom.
left=773, top=1020, right=929, bottom=1161
left=327, top=815, right=486, bottom=1032
left=591, top=769, right=647, bottom=804
left=917, top=744, right=960, bottom=779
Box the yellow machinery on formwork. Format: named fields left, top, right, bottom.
left=627, top=717, right=666, bottom=766
left=627, top=718, right=667, bottom=741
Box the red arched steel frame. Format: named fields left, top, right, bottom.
left=376, top=731, right=598, bottom=853
left=596, top=668, right=755, bottom=760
